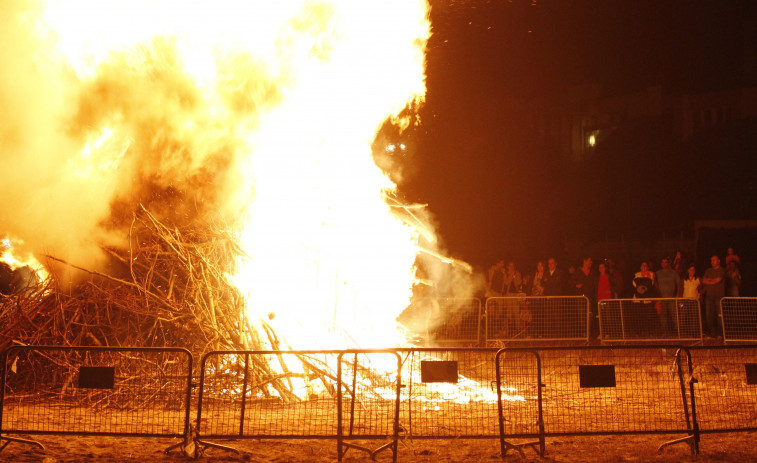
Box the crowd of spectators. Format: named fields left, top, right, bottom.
left=485, top=247, right=745, bottom=339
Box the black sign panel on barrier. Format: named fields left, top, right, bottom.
left=745, top=363, right=757, bottom=385
left=578, top=365, right=616, bottom=388
left=77, top=366, right=116, bottom=389
left=421, top=360, right=458, bottom=383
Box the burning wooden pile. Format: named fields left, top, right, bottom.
left=0, top=206, right=273, bottom=358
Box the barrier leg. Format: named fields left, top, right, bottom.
left=0, top=434, right=45, bottom=452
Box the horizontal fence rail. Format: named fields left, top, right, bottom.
left=720, top=298, right=757, bottom=343
left=599, top=298, right=703, bottom=343
left=485, top=296, right=589, bottom=343
left=0, top=346, right=192, bottom=452
left=689, top=346, right=757, bottom=433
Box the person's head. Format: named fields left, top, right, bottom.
left=660, top=257, right=670, bottom=269
left=675, top=250, right=682, bottom=259
left=687, top=265, right=696, bottom=279
left=640, top=261, right=649, bottom=272
left=582, top=256, right=592, bottom=269
left=606, top=258, right=615, bottom=269
left=495, top=259, right=505, bottom=269
left=537, top=261, right=545, bottom=272
left=598, top=262, right=607, bottom=274
left=727, top=247, right=735, bottom=255
left=506, top=261, right=516, bottom=274
left=711, top=255, right=721, bottom=269
left=547, top=258, right=557, bottom=271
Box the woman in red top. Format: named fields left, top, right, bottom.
left=597, top=262, right=615, bottom=301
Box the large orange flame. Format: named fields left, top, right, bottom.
left=1, top=0, right=431, bottom=348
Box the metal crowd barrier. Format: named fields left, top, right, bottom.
left=195, top=349, right=401, bottom=462
left=431, top=298, right=482, bottom=345
left=496, top=346, right=699, bottom=457
left=495, top=349, right=543, bottom=457
left=0, top=346, right=192, bottom=453
left=6, top=344, right=757, bottom=460
left=688, top=346, right=757, bottom=433
left=485, top=296, right=589, bottom=343
left=599, top=298, right=703, bottom=343
left=720, top=297, right=757, bottom=343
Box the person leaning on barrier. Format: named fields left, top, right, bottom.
left=702, top=255, right=726, bottom=338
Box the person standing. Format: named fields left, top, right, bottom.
left=726, top=260, right=742, bottom=297
left=542, top=257, right=565, bottom=337
left=543, top=257, right=565, bottom=296
left=531, top=261, right=545, bottom=297
left=632, top=261, right=656, bottom=299
left=597, top=261, right=616, bottom=301
left=486, top=260, right=506, bottom=338
left=573, top=257, right=598, bottom=338
left=702, top=255, right=726, bottom=338
left=486, top=260, right=506, bottom=297
left=682, top=265, right=701, bottom=300
left=656, top=257, right=681, bottom=334
left=502, top=262, right=523, bottom=336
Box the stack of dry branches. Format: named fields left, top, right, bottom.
left=0, top=206, right=267, bottom=357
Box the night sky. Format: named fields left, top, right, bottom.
left=385, top=0, right=757, bottom=269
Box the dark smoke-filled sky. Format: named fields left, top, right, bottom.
left=393, top=0, right=757, bottom=269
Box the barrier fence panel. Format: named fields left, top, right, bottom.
left=599, top=298, right=703, bottom=343
left=195, top=350, right=401, bottom=461
left=485, top=296, right=589, bottom=343
left=431, top=298, right=482, bottom=345
left=689, top=346, right=757, bottom=433
left=397, top=348, right=500, bottom=439
left=196, top=351, right=342, bottom=445
left=337, top=350, right=402, bottom=462
left=495, top=349, right=543, bottom=458
left=720, top=298, right=757, bottom=343
left=537, top=346, right=697, bottom=452
left=0, top=346, right=192, bottom=452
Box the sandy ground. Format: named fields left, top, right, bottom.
left=2, top=432, right=757, bottom=462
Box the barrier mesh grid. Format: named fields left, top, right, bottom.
left=432, top=298, right=481, bottom=344
left=338, top=351, right=401, bottom=439
left=197, top=351, right=342, bottom=438
left=720, top=298, right=757, bottom=343
left=599, top=298, right=702, bottom=342
left=689, top=346, right=757, bottom=432
left=486, top=296, right=588, bottom=342
left=495, top=349, right=542, bottom=439
left=0, top=346, right=191, bottom=437
left=537, top=347, right=694, bottom=435
left=397, top=349, right=500, bottom=438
